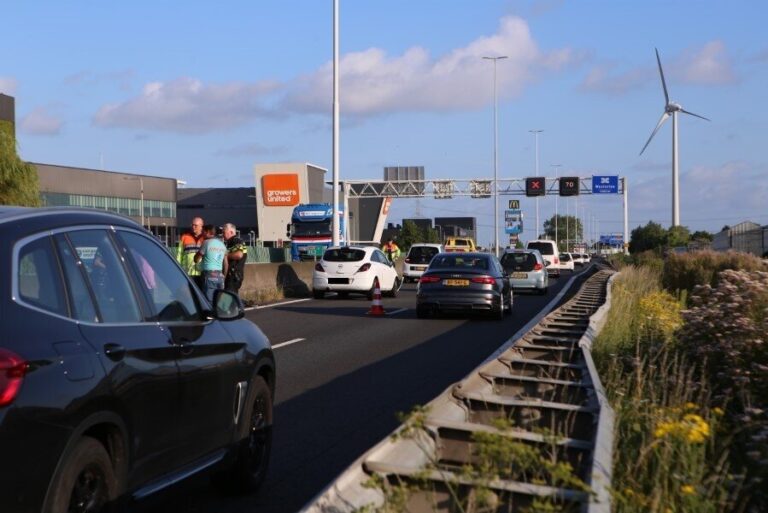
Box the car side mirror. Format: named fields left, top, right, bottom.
left=212, top=289, right=244, bottom=320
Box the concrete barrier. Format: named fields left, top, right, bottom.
left=240, top=261, right=316, bottom=298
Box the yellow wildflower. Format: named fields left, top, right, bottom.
left=713, top=407, right=724, bottom=416
left=681, top=484, right=696, bottom=495
left=685, top=402, right=697, bottom=411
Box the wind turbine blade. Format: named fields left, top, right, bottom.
left=639, top=111, right=670, bottom=156
left=681, top=109, right=711, bottom=121
left=655, top=48, right=670, bottom=105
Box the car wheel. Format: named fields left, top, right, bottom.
left=313, top=290, right=324, bottom=299
left=386, top=276, right=402, bottom=298
left=226, top=376, right=273, bottom=493
left=367, top=279, right=377, bottom=301
left=504, top=292, right=513, bottom=316
left=45, top=437, right=118, bottom=513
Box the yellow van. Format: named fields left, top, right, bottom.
left=444, top=237, right=476, bottom=253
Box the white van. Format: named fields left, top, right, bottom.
left=402, top=243, right=443, bottom=282
left=525, top=240, right=561, bottom=277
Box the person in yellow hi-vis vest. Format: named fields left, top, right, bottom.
left=382, top=238, right=401, bottom=263
left=176, top=217, right=206, bottom=289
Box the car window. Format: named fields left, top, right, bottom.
left=54, top=235, right=99, bottom=323
left=501, top=252, right=537, bottom=272
left=527, top=242, right=555, bottom=255
left=118, top=231, right=202, bottom=322
left=323, top=248, right=366, bottom=262
left=17, top=236, right=68, bottom=317
left=66, top=230, right=142, bottom=323
left=407, top=246, right=439, bottom=263
left=559, top=253, right=571, bottom=261
left=430, top=254, right=488, bottom=270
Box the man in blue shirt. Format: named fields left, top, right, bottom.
left=194, top=225, right=229, bottom=302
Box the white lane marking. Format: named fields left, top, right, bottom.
left=272, top=338, right=306, bottom=350
left=386, top=308, right=408, bottom=316
left=245, top=298, right=311, bottom=311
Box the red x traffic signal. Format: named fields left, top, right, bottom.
left=526, top=177, right=545, bottom=197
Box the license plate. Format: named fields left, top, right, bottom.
left=512, top=272, right=528, bottom=279
left=415, top=266, right=427, bottom=271
left=444, top=279, right=469, bottom=286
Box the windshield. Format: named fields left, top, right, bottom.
left=500, top=252, right=537, bottom=272
left=323, top=248, right=366, bottom=262
left=293, top=221, right=331, bottom=237
left=429, top=254, right=489, bottom=270
left=407, top=246, right=439, bottom=263
left=527, top=242, right=554, bottom=255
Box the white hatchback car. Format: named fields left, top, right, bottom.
left=526, top=240, right=561, bottom=277
left=402, top=243, right=443, bottom=282
left=313, top=246, right=402, bottom=299
left=554, top=252, right=575, bottom=272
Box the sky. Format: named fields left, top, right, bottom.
left=2, top=0, right=767, bottom=246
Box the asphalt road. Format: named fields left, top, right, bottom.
left=147, top=268, right=586, bottom=513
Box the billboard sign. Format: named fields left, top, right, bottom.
left=508, top=200, right=520, bottom=209
left=591, top=175, right=619, bottom=194
left=470, top=180, right=492, bottom=198
left=262, top=174, right=300, bottom=206
left=599, top=234, right=624, bottom=246
left=434, top=180, right=455, bottom=199
left=505, top=209, right=523, bottom=235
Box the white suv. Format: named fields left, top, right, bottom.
left=402, top=243, right=443, bottom=282
left=525, top=240, right=561, bottom=277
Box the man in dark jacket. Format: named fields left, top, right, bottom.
left=223, top=223, right=248, bottom=295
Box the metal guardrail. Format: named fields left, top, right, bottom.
left=303, top=267, right=617, bottom=513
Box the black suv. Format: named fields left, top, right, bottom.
left=0, top=208, right=275, bottom=513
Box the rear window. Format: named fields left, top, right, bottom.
left=527, top=242, right=555, bottom=255
left=500, top=252, right=537, bottom=272
left=323, top=248, right=366, bottom=262
left=559, top=253, right=572, bottom=261
left=407, top=246, right=439, bottom=263
left=430, top=254, right=488, bottom=270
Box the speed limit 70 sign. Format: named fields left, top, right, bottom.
left=559, top=177, right=580, bottom=196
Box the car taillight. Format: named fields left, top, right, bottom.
left=419, top=275, right=441, bottom=284
left=554, top=257, right=559, bottom=264
left=533, top=263, right=543, bottom=271
left=314, top=263, right=325, bottom=272
left=471, top=276, right=496, bottom=285
left=357, top=263, right=371, bottom=272
left=0, top=349, right=27, bottom=407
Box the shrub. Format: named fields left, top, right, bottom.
left=631, top=250, right=664, bottom=275
left=662, top=250, right=766, bottom=297
left=678, top=270, right=768, bottom=509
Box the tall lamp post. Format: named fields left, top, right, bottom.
left=123, top=176, right=145, bottom=229
left=529, top=129, right=544, bottom=238
left=551, top=164, right=562, bottom=249
left=331, top=0, right=341, bottom=246
left=482, top=55, right=507, bottom=257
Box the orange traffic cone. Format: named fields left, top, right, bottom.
left=367, top=277, right=386, bottom=316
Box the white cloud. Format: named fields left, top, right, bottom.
left=19, top=107, right=63, bottom=135
left=0, top=77, right=17, bottom=95
left=674, top=40, right=737, bottom=85
left=93, top=77, right=280, bottom=133
left=581, top=40, right=737, bottom=95
left=215, top=142, right=288, bottom=157
left=282, top=16, right=576, bottom=116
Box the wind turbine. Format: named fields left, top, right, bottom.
left=640, top=48, right=710, bottom=227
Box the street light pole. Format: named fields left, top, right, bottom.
left=529, top=130, right=543, bottom=238
left=139, top=177, right=144, bottom=229
left=551, top=164, right=562, bottom=249
left=331, top=0, right=341, bottom=246
left=482, top=55, right=507, bottom=257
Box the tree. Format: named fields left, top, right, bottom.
left=667, top=226, right=691, bottom=248
left=0, top=121, right=40, bottom=207
left=424, top=227, right=441, bottom=244
left=629, top=221, right=667, bottom=254
left=691, top=230, right=713, bottom=242
left=542, top=214, right=583, bottom=251
left=397, top=220, right=423, bottom=252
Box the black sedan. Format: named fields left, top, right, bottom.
left=416, top=252, right=512, bottom=319
left=0, top=207, right=275, bottom=513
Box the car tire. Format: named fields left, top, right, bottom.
left=313, top=290, right=324, bottom=299
left=386, top=277, right=402, bottom=298
left=367, top=278, right=378, bottom=301
left=225, top=376, right=273, bottom=494
left=45, top=437, right=118, bottom=513
left=504, top=292, right=513, bottom=316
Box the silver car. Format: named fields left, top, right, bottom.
left=500, top=249, right=549, bottom=295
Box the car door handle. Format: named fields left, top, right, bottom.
left=103, top=343, right=126, bottom=362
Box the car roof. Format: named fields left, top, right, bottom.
left=409, top=243, right=442, bottom=248
left=325, top=245, right=374, bottom=252
left=0, top=206, right=141, bottom=229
